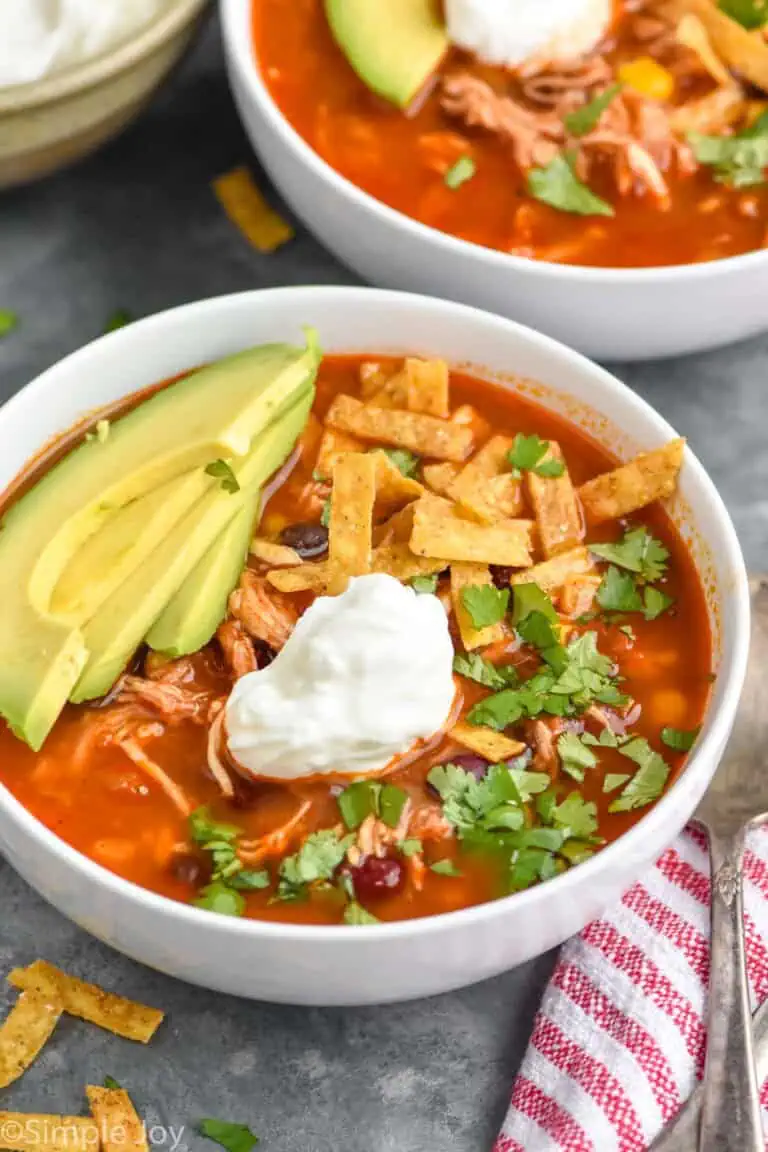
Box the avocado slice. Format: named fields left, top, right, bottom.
left=145, top=495, right=260, bottom=658
left=324, top=0, right=447, bottom=109
left=71, top=387, right=314, bottom=704
left=0, top=333, right=320, bottom=750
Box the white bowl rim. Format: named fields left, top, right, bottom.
left=0, top=285, right=750, bottom=942
left=221, top=0, right=768, bottom=286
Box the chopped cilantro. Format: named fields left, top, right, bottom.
left=565, top=83, right=623, bottom=137
left=509, top=847, right=559, bottom=891
left=188, top=808, right=270, bottom=912
left=320, top=495, right=331, bottom=528
left=277, top=829, right=354, bottom=901
left=661, top=726, right=700, bottom=752
left=689, top=123, right=768, bottom=188
left=103, top=1076, right=122, bottom=1090
left=444, top=155, right=476, bottom=189
left=380, top=783, right=408, bottom=828
left=194, top=881, right=245, bottom=917
left=643, top=585, right=674, bottom=621
left=430, top=859, right=463, bottom=876
left=399, top=837, right=423, bottom=857
left=198, top=1119, right=259, bottom=1152
left=104, top=309, right=132, bottom=333
left=344, top=902, right=380, bottom=925
left=560, top=840, right=597, bottom=865
left=609, top=737, right=670, bottom=812
left=619, top=624, right=636, bottom=640
left=512, top=582, right=559, bottom=627
left=603, top=773, right=631, bottom=793
left=205, top=459, right=240, bottom=494
left=189, top=808, right=241, bottom=845
left=528, top=152, right=614, bottom=217
left=461, top=584, right=509, bottom=628
left=427, top=761, right=547, bottom=837
left=517, top=610, right=566, bottom=671
left=380, top=447, right=420, bottom=478
left=590, top=527, right=669, bottom=582
left=550, top=792, right=599, bottom=840
left=718, top=0, right=768, bottom=28
left=229, top=869, right=270, bottom=891
left=508, top=434, right=565, bottom=478
left=597, top=565, right=643, bottom=613
left=337, top=781, right=407, bottom=830
left=411, top=573, right=439, bottom=595
left=582, top=727, right=624, bottom=749
left=0, top=310, right=18, bottom=337
left=453, top=652, right=519, bottom=691
left=557, top=732, right=599, bottom=783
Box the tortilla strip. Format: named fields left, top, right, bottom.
left=670, top=85, right=746, bottom=134
left=675, top=13, right=733, bottom=86
left=0, top=984, right=63, bottom=1089
left=371, top=544, right=446, bottom=581
left=326, top=394, right=473, bottom=462
left=8, top=961, right=163, bottom=1043
left=411, top=501, right=533, bottom=566
left=372, top=503, right=418, bottom=546
left=578, top=438, right=685, bottom=525
left=422, top=462, right=460, bottom=497
left=451, top=564, right=505, bottom=650
left=315, top=427, right=363, bottom=478
left=0, top=1114, right=98, bottom=1152
left=662, top=0, right=768, bottom=93
left=452, top=721, right=526, bottom=761
left=267, top=563, right=331, bottom=594
left=371, top=450, right=423, bottom=517
left=508, top=547, right=594, bottom=592
left=368, top=370, right=409, bottom=410
left=451, top=404, right=492, bottom=445
left=328, top=452, right=376, bottom=593
left=212, top=167, right=294, bottom=252
left=405, top=358, right=450, bottom=418
left=86, top=1087, right=147, bottom=1152
left=250, top=539, right=302, bottom=567
left=359, top=361, right=392, bottom=399
left=449, top=435, right=523, bottom=524
left=525, top=442, right=583, bottom=558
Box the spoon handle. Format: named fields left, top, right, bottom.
left=698, top=827, right=763, bottom=1152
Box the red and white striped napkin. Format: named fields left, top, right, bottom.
left=495, top=823, right=768, bottom=1152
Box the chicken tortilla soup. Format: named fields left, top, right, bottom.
left=252, top=0, right=768, bottom=268
left=0, top=336, right=712, bottom=925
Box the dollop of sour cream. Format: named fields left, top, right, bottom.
left=225, top=573, right=456, bottom=782
left=0, top=0, right=169, bottom=88
left=444, top=0, right=612, bottom=70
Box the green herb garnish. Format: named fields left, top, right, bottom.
left=609, top=737, right=671, bottom=812
left=0, top=311, right=18, bottom=338
left=508, top=434, right=565, bottom=478
left=430, top=859, right=463, bottom=877
left=444, top=155, right=476, bottom=189
left=188, top=808, right=269, bottom=914
left=460, top=584, right=509, bottom=629
left=590, top=527, right=669, bottom=582
left=643, top=585, right=674, bottom=621
left=453, top=652, right=519, bottom=691
left=689, top=122, right=768, bottom=187
left=199, top=1119, right=259, bottom=1152
left=411, top=573, right=439, bottom=595
left=336, top=781, right=407, bottom=831
left=399, top=838, right=423, bottom=857
left=512, top=582, right=560, bottom=627
left=427, top=761, right=548, bottom=837
left=603, top=773, right=631, bottom=794
left=718, top=0, right=768, bottom=27
left=104, top=309, right=132, bottom=333
left=103, top=1076, right=122, bottom=1090
left=597, top=566, right=643, bottom=613
left=277, top=829, right=354, bottom=901
left=194, top=881, right=246, bottom=917
left=528, top=152, right=614, bottom=217
left=661, top=726, right=700, bottom=752
left=557, top=732, right=599, bottom=783
left=344, top=902, right=380, bottom=925
left=320, top=495, right=331, bottom=528
left=550, top=792, right=599, bottom=840
left=205, top=459, right=240, bottom=494
left=565, top=84, right=623, bottom=137
left=380, top=447, right=420, bottom=477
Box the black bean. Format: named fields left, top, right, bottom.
left=279, top=521, right=329, bottom=559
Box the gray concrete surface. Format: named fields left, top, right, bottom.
left=0, top=16, right=765, bottom=1152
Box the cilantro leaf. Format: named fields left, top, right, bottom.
left=411, top=573, right=438, bottom=594
left=619, top=624, right=636, bottom=640
left=344, top=902, right=380, bottom=925
left=461, top=584, right=509, bottom=628
left=590, top=527, right=669, bottom=582
left=199, top=1119, right=259, bottom=1152
left=427, top=761, right=536, bottom=836
left=528, top=152, right=614, bottom=217
left=0, top=310, right=18, bottom=338
left=189, top=807, right=241, bottom=845
left=399, top=837, right=423, bottom=857
left=380, top=447, right=420, bottom=478
left=194, top=881, right=245, bottom=917
left=507, top=434, right=565, bottom=478
left=517, top=610, right=566, bottom=671
left=643, top=585, right=674, bottom=620
left=453, top=652, right=519, bottom=690
left=597, top=566, right=643, bottom=613
left=661, top=725, right=700, bottom=752
left=444, top=155, right=476, bottom=189
left=536, top=457, right=567, bottom=478
left=205, top=459, right=240, bottom=494
left=103, top=1076, right=122, bottom=1090
left=551, top=792, right=599, bottom=839
left=430, top=859, right=463, bottom=876
left=380, top=783, right=408, bottom=828
left=689, top=125, right=768, bottom=187
left=104, top=309, right=132, bottom=333
left=277, top=830, right=353, bottom=900
left=718, top=0, right=768, bottom=28
left=557, top=732, right=599, bottom=783
left=229, top=869, right=270, bottom=890
left=565, top=83, right=623, bottom=137
left=509, top=847, right=559, bottom=891
left=609, top=737, right=670, bottom=812
left=603, top=773, right=631, bottom=793
left=337, top=781, right=380, bottom=830
left=512, top=582, right=559, bottom=627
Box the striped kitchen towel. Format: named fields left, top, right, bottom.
left=495, top=823, right=768, bottom=1152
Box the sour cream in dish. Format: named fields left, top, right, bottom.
left=444, top=0, right=612, bottom=70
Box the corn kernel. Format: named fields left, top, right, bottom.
left=617, top=57, right=675, bottom=103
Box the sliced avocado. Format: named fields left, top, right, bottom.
left=324, top=0, right=447, bottom=109
left=146, top=495, right=260, bottom=658
left=0, top=333, right=320, bottom=750
left=71, top=388, right=314, bottom=704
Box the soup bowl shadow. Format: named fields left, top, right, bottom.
left=221, top=0, right=768, bottom=363
left=0, top=286, right=749, bottom=1005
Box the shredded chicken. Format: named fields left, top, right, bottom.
left=408, top=804, right=453, bottom=842
left=117, top=675, right=214, bottom=726
left=351, top=799, right=414, bottom=861
left=206, top=709, right=235, bottom=798
left=560, top=574, right=601, bottom=618
left=228, top=570, right=298, bottom=651
left=529, top=718, right=560, bottom=777
left=117, top=735, right=193, bottom=817
left=143, top=652, right=196, bottom=684
left=520, top=56, right=614, bottom=107
left=216, top=619, right=259, bottom=678
left=442, top=73, right=565, bottom=170
left=239, top=800, right=313, bottom=864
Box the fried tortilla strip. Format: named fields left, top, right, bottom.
left=422, top=462, right=460, bottom=497
left=328, top=452, right=376, bottom=594
left=86, top=1087, right=147, bottom=1152
left=410, top=500, right=533, bottom=566
left=371, top=450, right=423, bottom=518
left=405, top=358, right=450, bottom=418
left=675, top=13, right=733, bottom=86
left=663, top=0, right=768, bottom=93
left=670, top=85, right=746, bottom=133
left=212, top=166, right=294, bottom=252
left=8, top=961, right=163, bottom=1043
left=449, top=435, right=522, bottom=524
left=359, top=361, right=392, bottom=399
left=369, top=370, right=409, bottom=410
left=0, top=1114, right=98, bottom=1152
left=525, top=442, right=583, bottom=558
left=326, top=394, right=473, bottom=462
left=250, top=538, right=302, bottom=567
left=452, top=721, right=525, bottom=761
left=0, top=983, right=63, bottom=1088
left=451, top=403, right=491, bottom=444
left=267, top=563, right=331, bottom=594
left=578, top=438, right=685, bottom=526
left=372, top=503, right=418, bottom=547
left=508, top=547, right=594, bottom=593
left=315, top=427, right=363, bottom=478
left=371, top=544, right=445, bottom=582
left=451, top=564, right=505, bottom=650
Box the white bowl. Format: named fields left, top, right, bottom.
left=221, top=0, right=768, bottom=363
left=0, top=286, right=749, bottom=1005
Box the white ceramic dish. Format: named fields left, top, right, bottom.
left=221, top=0, right=768, bottom=363
left=0, top=286, right=749, bottom=1005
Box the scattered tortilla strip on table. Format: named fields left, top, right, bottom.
left=405, top=358, right=450, bottom=418
left=315, top=428, right=363, bottom=478
left=0, top=1114, right=98, bottom=1152
left=325, top=394, right=474, bottom=462
left=250, top=539, right=302, bottom=567
left=524, top=441, right=583, bottom=558
left=410, top=500, right=533, bottom=566
left=422, top=462, right=460, bottom=497
left=371, top=451, right=423, bottom=517
left=371, top=544, right=445, bottom=582
left=578, top=438, right=685, bottom=525
left=452, top=721, right=526, bottom=761
left=0, top=984, right=63, bottom=1088
left=451, top=564, right=505, bottom=650
left=212, top=167, right=295, bottom=253
left=8, top=960, right=163, bottom=1043
left=267, top=563, right=331, bottom=594
left=327, top=452, right=376, bottom=593
left=449, top=435, right=522, bottom=524
left=662, top=0, right=768, bottom=93
left=372, top=503, right=418, bottom=546
left=508, top=546, right=594, bottom=592
left=86, top=1087, right=147, bottom=1152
